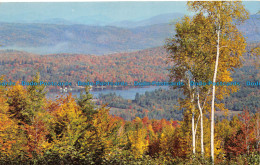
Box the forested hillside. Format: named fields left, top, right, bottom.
left=1, top=44, right=259, bottom=114
left=98, top=88, right=184, bottom=121
left=0, top=47, right=170, bottom=85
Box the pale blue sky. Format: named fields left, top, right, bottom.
left=0, top=1, right=259, bottom=23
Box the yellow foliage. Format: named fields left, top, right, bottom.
left=128, top=128, right=148, bottom=158
left=47, top=94, right=85, bottom=157
left=0, top=89, right=25, bottom=159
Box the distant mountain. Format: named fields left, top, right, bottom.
left=33, top=18, right=73, bottom=25
left=0, top=12, right=184, bottom=27
left=72, top=15, right=116, bottom=26
left=32, top=16, right=114, bottom=26
left=0, top=22, right=174, bottom=55
left=237, top=14, right=260, bottom=43
left=0, top=14, right=258, bottom=55
left=110, top=13, right=184, bottom=28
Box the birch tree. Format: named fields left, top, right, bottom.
left=166, top=2, right=249, bottom=162
left=166, top=14, right=213, bottom=157
left=187, top=1, right=249, bottom=163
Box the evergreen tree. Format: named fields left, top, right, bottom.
left=77, top=86, right=96, bottom=118
left=27, top=72, right=46, bottom=115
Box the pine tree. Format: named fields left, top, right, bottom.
left=76, top=86, right=96, bottom=118
left=27, top=72, right=46, bottom=116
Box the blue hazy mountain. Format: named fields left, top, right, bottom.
left=0, top=22, right=174, bottom=55
left=109, top=13, right=184, bottom=28
left=0, top=14, right=258, bottom=55
left=9, top=12, right=184, bottom=27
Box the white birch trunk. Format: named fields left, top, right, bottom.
left=211, top=24, right=220, bottom=164
left=197, top=93, right=204, bottom=157
left=192, top=103, right=195, bottom=155
left=257, top=112, right=259, bottom=153
left=187, top=76, right=196, bottom=155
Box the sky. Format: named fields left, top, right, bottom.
left=0, top=1, right=259, bottom=24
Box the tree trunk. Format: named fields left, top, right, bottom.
left=197, top=93, right=204, bottom=157
left=211, top=24, right=220, bottom=164
left=257, top=112, right=259, bottom=153
left=192, top=105, right=195, bottom=155
left=188, top=77, right=196, bottom=156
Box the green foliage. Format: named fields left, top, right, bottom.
left=77, top=86, right=96, bottom=117
left=26, top=72, right=46, bottom=114
left=98, top=88, right=184, bottom=121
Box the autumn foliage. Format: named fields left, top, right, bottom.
left=0, top=74, right=259, bottom=164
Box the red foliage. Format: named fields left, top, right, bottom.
left=225, top=110, right=256, bottom=156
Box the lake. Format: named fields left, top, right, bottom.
left=46, top=86, right=169, bottom=100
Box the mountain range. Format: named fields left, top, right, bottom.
left=0, top=13, right=259, bottom=55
